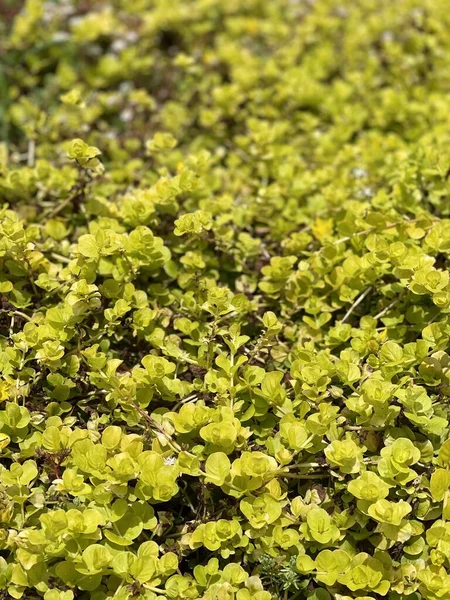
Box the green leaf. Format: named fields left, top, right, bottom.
left=80, top=545, right=112, bottom=574
left=430, top=469, right=450, bottom=502
left=204, top=452, right=231, bottom=486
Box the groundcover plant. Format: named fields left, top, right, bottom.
left=2, top=0, right=450, bottom=599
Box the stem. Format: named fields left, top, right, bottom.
left=345, top=425, right=385, bottom=431
left=334, top=216, right=437, bottom=245
left=280, top=472, right=329, bottom=479
left=341, top=286, right=372, bottom=324
left=112, top=582, right=124, bottom=598
left=27, top=138, right=35, bottom=167
left=145, top=586, right=167, bottom=595
left=373, top=298, right=398, bottom=319
left=51, top=252, right=71, bottom=264
left=39, top=192, right=77, bottom=221
left=229, top=352, right=235, bottom=408
left=105, top=506, right=124, bottom=538
left=133, top=404, right=182, bottom=452
left=206, top=321, right=218, bottom=370
left=14, top=310, right=31, bottom=322
left=38, top=168, right=87, bottom=222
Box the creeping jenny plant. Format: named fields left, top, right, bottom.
left=2, top=0, right=450, bottom=599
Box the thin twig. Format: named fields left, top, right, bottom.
left=14, top=310, right=31, bottom=322
left=334, top=216, right=437, bottom=245
left=1, top=308, right=31, bottom=322
left=133, top=404, right=182, bottom=452
left=38, top=192, right=77, bottom=222
left=341, top=286, right=372, bottom=323
left=280, top=472, right=329, bottom=480
left=373, top=298, right=398, bottom=320
left=27, top=138, right=35, bottom=168
left=345, top=425, right=385, bottom=431
left=51, top=252, right=71, bottom=264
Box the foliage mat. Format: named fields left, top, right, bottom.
left=1, top=1, right=450, bottom=599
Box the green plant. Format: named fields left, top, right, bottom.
left=2, top=0, right=450, bottom=599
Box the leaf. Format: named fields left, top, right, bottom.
left=42, top=426, right=61, bottom=452
left=101, top=425, right=122, bottom=450
left=438, top=439, right=450, bottom=466
left=204, top=452, right=231, bottom=486
left=130, top=556, right=158, bottom=584
left=0, top=433, right=10, bottom=451
left=296, top=554, right=315, bottom=573
left=379, top=341, right=403, bottom=364
left=430, top=469, right=450, bottom=501
left=81, top=545, right=112, bottom=574
left=77, top=234, right=100, bottom=259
